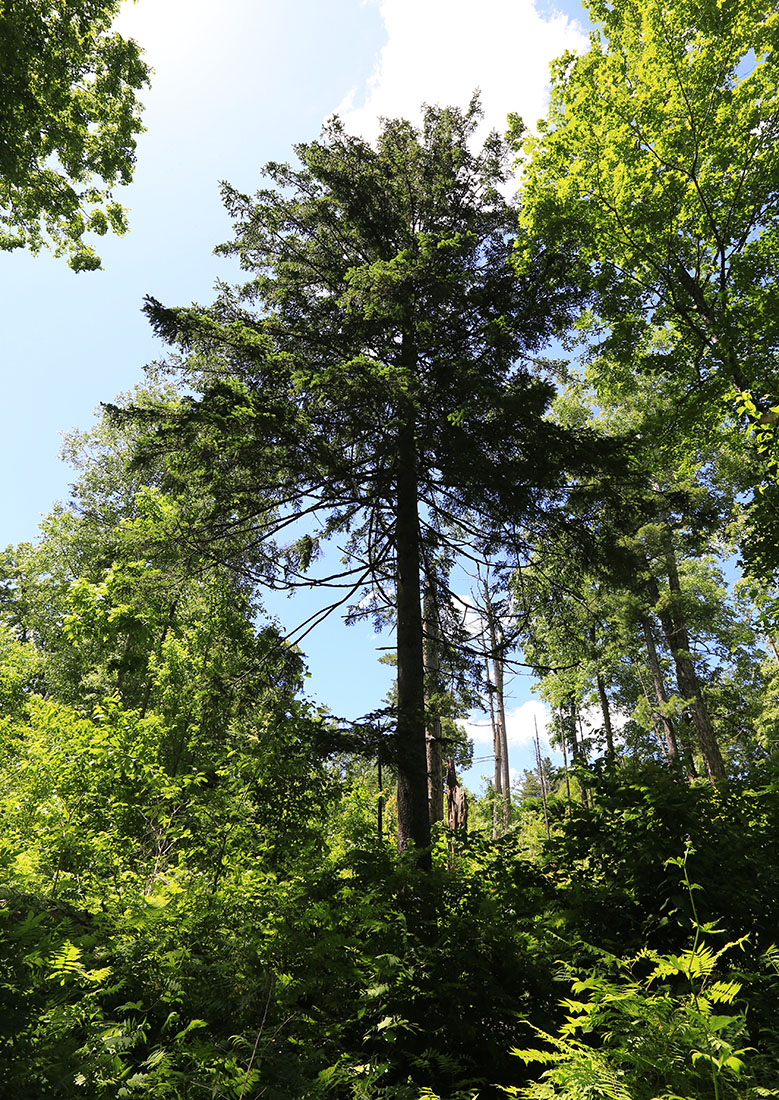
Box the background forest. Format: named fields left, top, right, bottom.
left=2, top=0, right=779, bottom=1097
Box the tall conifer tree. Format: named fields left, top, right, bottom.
left=136, top=99, right=584, bottom=862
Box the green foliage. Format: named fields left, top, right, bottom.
left=129, top=96, right=606, bottom=860
left=517, top=0, right=779, bottom=556
left=505, top=845, right=779, bottom=1099
left=2, top=667, right=779, bottom=1096
left=4, top=67, right=779, bottom=1097
left=0, top=622, right=40, bottom=719
left=512, top=356, right=770, bottom=783
left=135, top=97, right=587, bottom=624
left=535, top=763, right=779, bottom=959
left=520, top=0, right=779, bottom=369
left=0, top=0, right=150, bottom=269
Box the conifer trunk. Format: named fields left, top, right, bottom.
left=560, top=708, right=572, bottom=817
left=395, top=410, right=432, bottom=865
left=424, top=586, right=444, bottom=826
left=567, top=696, right=579, bottom=757
left=483, top=652, right=504, bottom=838
left=482, top=576, right=510, bottom=835
left=492, top=620, right=511, bottom=830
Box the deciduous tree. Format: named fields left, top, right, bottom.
left=517, top=0, right=779, bottom=466
left=0, top=0, right=149, bottom=269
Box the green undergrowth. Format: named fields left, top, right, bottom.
left=1, top=692, right=778, bottom=1098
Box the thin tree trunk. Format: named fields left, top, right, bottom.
left=477, top=568, right=502, bottom=838
left=572, top=704, right=589, bottom=809
left=589, top=626, right=615, bottom=760
left=488, top=624, right=510, bottom=835
left=492, top=688, right=505, bottom=837
left=483, top=651, right=503, bottom=839
left=377, top=758, right=384, bottom=840
left=639, top=612, right=680, bottom=762
left=560, top=709, right=572, bottom=818
left=493, top=620, right=511, bottom=829
left=482, top=575, right=510, bottom=836
left=677, top=722, right=700, bottom=780
left=596, top=672, right=615, bottom=761
left=395, top=410, right=431, bottom=865
left=424, top=586, right=444, bottom=826
left=490, top=691, right=503, bottom=837
left=533, top=715, right=550, bottom=841
left=446, top=757, right=468, bottom=830
left=445, top=756, right=468, bottom=869
left=569, top=697, right=579, bottom=755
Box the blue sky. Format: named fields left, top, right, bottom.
left=1, top=0, right=593, bottom=787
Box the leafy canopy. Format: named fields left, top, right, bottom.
left=0, top=0, right=149, bottom=270
left=517, top=0, right=779, bottom=423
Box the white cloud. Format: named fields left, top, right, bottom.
left=506, top=698, right=553, bottom=747
left=463, top=698, right=561, bottom=792
left=466, top=698, right=553, bottom=750
left=337, top=0, right=588, bottom=144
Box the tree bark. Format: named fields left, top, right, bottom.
left=423, top=586, right=444, bottom=826
left=482, top=576, right=510, bottom=835
left=637, top=665, right=675, bottom=760
left=533, top=716, right=551, bottom=840
left=446, top=757, right=468, bottom=831
left=589, top=626, right=615, bottom=761
left=377, top=758, right=384, bottom=840
left=574, top=704, right=592, bottom=809
left=559, top=708, right=572, bottom=818
left=567, top=696, right=579, bottom=756
left=655, top=532, right=725, bottom=781
left=480, top=609, right=502, bottom=835
left=639, top=612, right=680, bottom=762
left=595, top=671, right=615, bottom=760
left=445, top=756, right=468, bottom=870
left=492, top=620, right=511, bottom=831
left=395, top=411, right=432, bottom=865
